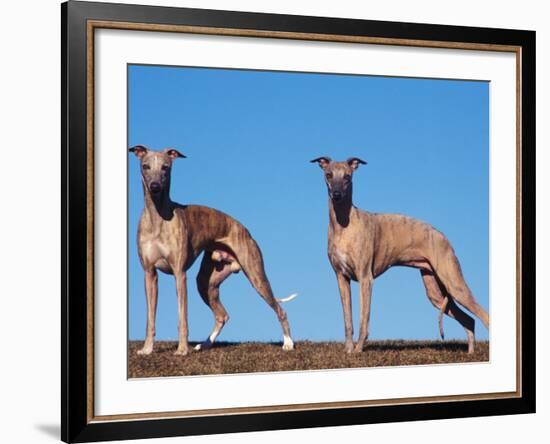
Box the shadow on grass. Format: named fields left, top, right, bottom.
left=152, top=340, right=481, bottom=353
left=365, top=341, right=473, bottom=352
left=188, top=341, right=282, bottom=349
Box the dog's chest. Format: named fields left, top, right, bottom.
left=141, top=237, right=170, bottom=260
left=139, top=223, right=180, bottom=272
left=139, top=237, right=170, bottom=270
left=328, top=247, right=356, bottom=280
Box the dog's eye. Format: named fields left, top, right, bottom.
left=325, top=172, right=333, bottom=179
left=344, top=174, right=351, bottom=182
left=142, top=164, right=151, bottom=170
left=161, top=164, right=169, bottom=171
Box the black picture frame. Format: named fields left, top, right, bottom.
left=62, top=1, right=536, bottom=442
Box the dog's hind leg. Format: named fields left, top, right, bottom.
left=421, top=270, right=449, bottom=339
left=421, top=270, right=476, bottom=353
left=227, top=235, right=294, bottom=351
left=195, top=254, right=233, bottom=351
left=434, top=253, right=489, bottom=330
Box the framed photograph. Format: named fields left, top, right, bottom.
left=62, top=1, right=535, bottom=442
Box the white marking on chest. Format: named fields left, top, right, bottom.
left=332, top=249, right=355, bottom=278
left=332, top=250, right=350, bottom=269
left=142, top=239, right=171, bottom=261
left=335, top=251, right=348, bottom=264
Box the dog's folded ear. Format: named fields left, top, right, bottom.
left=310, top=156, right=332, bottom=170
left=129, top=145, right=148, bottom=158
left=347, top=157, right=367, bottom=170
left=164, top=148, right=187, bottom=160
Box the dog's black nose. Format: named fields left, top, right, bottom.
left=332, top=191, right=342, bottom=201
left=150, top=182, right=161, bottom=193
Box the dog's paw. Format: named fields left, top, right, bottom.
left=194, top=339, right=213, bottom=351
left=173, top=348, right=189, bottom=356
left=282, top=336, right=294, bottom=351
left=137, top=346, right=153, bottom=356
left=344, top=343, right=354, bottom=354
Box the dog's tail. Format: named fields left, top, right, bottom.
left=438, top=296, right=449, bottom=340
left=277, top=293, right=298, bottom=303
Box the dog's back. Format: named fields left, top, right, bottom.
left=174, top=204, right=250, bottom=250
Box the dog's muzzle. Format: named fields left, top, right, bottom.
left=150, top=182, right=162, bottom=194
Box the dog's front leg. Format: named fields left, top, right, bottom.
left=174, top=271, right=189, bottom=356
left=336, top=273, right=354, bottom=353
left=138, top=268, right=158, bottom=355
left=354, top=275, right=373, bottom=353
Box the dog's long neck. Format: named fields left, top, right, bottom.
left=329, top=191, right=353, bottom=229
left=143, top=181, right=174, bottom=222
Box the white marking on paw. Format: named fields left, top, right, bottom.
left=195, top=338, right=214, bottom=351
left=282, top=335, right=294, bottom=351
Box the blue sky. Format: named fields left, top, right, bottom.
left=128, top=64, right=489, bottom=343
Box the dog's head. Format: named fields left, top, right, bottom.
left=310, top=156, right=367, bottom=203
left=129, top=145, right=186, bottom=196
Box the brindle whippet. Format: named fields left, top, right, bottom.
left=311, top=156, right=489, bottom=354
left=130, top=145, right=296, bottom=356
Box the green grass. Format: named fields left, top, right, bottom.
left=128, top=340, right=489, bottom=378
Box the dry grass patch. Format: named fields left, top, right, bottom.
left=128, top=340, right=489, bottom=378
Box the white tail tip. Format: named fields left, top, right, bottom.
left=277, top=293, right=298, bottom=303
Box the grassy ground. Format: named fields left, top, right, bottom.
left=128, top=340, right=489, bottom=378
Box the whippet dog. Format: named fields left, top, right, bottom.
left=311, top=156, right=489, bottom=354
left=129, top=145, right=296, bottom=356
